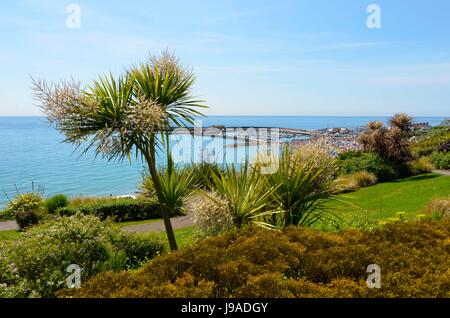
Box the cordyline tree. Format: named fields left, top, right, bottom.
left=358, top=113, right=413, bottom=162
left=32, top=51, right=206, bottom=250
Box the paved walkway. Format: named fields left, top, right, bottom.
left=433, top=169, right=450, bottom=176
left=0, top=220, right=19, bottom=231
left=121, top=213, right=195, bottom=233
left=0, top=193, right=202, bottom=234
left=122, top=193, right=201, bottom=233
left=0, top=214, right=195, bottom=233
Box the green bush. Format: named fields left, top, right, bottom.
left=408, top=157, right=434, bottom=174
left=56, top=199, right=173, bottom=222
left=187, top=161, right=223, bottom=190
left=62, top=220, right=450, bottom=298
left=112, top=232, right=166, bottom=269
left=45, top=194, right=69, bottom=214
left=425, top=197, right=450, bottom=221
left=431, top=151, right=450, bottom=169
left=15, top=210, right=47, bottom=230
left=140, top=154, right=196, bottom=215
left=266, top=144, right=338, bottom=227
left=0, top=213, right=165, bottom=297
left=413, top=126, right=450, bottom=156
left=1, top=192, right=46, bottom=220
left=338, top=151, right=398, bottom=181
left=335, top=171, right=377, bottom=192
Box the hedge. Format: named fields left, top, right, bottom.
left=61, top=220, right=450, bottom=298
left=56, top=199, right=176, bottom=222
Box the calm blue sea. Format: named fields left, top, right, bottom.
left=0, top=116, right=447, bottom=207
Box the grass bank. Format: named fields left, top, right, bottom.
left=323, top=173, right=450, bottom=229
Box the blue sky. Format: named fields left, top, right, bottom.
left=0, top=0, right=449, bottom=116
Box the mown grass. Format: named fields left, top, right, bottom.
left=157, top=226, right=198, bottom=248
left=324, top=173, right=450, bottom=227
left=0, top=230, right=21, bottom=241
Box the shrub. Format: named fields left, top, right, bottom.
left=335, top=171, right=377, bottom=192
left=266, top=145, right=338, bottom=227
left=187, top=161, right=223, bottom=190
left=413, top=126, right=450, bottom=156
left=351, top=171, right=377, bottom=187
left=431, top=151, right=450, bottom=169
left=69, top=196, right=119, bottom=208
left=210, top=164, right=280, bottom=229
left=112, top=232, right=166, bottom=269
left=15, top=210, right=47, bottom=230
left=409, top=157, right=434, bottom=174
left=64, top=220, right=450, bottom=298
left=425, top=197, right=450, bottom=221
left=56, top=199, right=171, bottom=222
left=140, top=154, right=196, bottom=215
left=45, top=194, right=69, bottom=213
left=338, top=151, right=398, bottom=181
left=193, top=193, right=234, bottom=237
left=438, top=140, right=450, bottom=153
left=0, top=213, right=165, bottom=297
left=2, top=192, right=46, bottom=219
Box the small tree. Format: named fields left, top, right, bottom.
left=32, top=51, right=206, bottom=250
left=358, top=113, right=413, bottom=163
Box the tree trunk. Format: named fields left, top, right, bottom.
left=143, top=141, right=178, bottom=251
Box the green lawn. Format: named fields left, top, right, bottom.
left=0, top=230, right=21, bottom=241
left=323, top=173, right=450, bottom=229
left=117, top=218, right=198, bottom=248
left=155, top=226, right=198, bottom=248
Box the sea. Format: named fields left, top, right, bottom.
left=0, top=116, right=447, bottom=208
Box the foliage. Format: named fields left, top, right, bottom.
left=112, top=232, right=166, bottom=269
left=15, top=209, right=46, bottom=230
left=192, top=193, right=234, bottom=237
left=431, top=151, right=450, bottom=169
left=0, top=213, right=165, bottom=297
left=338, top=150, right=398, bottom=181
left=32, top=50, right=208, bottom=251
left=438, top=139, right=450, bottom=153
left=323, top=173, right=450, bottom=231
left=45, top=194, right=69, bottom=214
left=424, top=197, right=450, bottom=221
left=335, top=171, right=377, bottom=193
left=141, top=154, right=196, bottom=214
left=69, top=196, right=119, bottom=208
left=266, top=145, right=338, bottom=227
left=2, top=192, right=46, bottom=219
left=64, top=220, right=450, bottom=298
left=408, top=157, right=434, bottom=174
left=209, top=164, right=280, bottom=229
left=0, top=230, right=21, bottom=241
left=358, top=113, right=413, bottom=162
left=187, top=161, right=223, bottom=190
left=413, top=126, right=450, bottom=156
left=56, top=198, right=173, bottom=222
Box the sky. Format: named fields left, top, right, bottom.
left=0, top=0, right=449, bottom=116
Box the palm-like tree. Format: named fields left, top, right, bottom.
left=267, top=146, right=338, bottom=227
left=357, top=114, right=413, bottom=163
left=208, top=164, right=281, bottom=229
left=389, top=113, right=413, bottom=133
left=32, top=51, right=206, bottom=250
